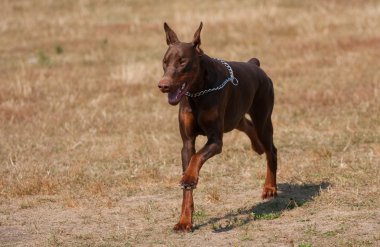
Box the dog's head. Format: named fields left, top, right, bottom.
left=158, top=22, right=203, bottom=105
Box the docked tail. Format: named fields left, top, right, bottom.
left=248, top=58, right=260, bottom=67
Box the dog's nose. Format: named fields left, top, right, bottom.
left=158, top=78, right=172, bottom=92
left=158, top=83, right=170, bottom=91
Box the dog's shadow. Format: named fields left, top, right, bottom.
left=194, top=182, right=330, bottom=232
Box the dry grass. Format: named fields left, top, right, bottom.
left=0, top=0, right=379, bottom=246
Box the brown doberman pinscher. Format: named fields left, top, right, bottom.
left=158, top=22, right=277, bottom=232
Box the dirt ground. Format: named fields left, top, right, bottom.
left=1, top=0, right=379, bottom=246
left=1, top=183, right=379, bottom=246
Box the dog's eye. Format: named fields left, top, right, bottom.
left=179, top=59, right=187, bottom=65
left=163, top=60, right=168, bottom=70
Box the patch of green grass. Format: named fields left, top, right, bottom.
left=286, top=198, right=308, bottom=209
left=299, top=243, right=312, bottom=247
left=102, top=38, right=108, bottom=46
left=55, top=44, right=64, bottom=54
left=37, top=50, right=50, bottom=65
left=47, top=233, right=63, bottom=246
left=193, top=210, right=208, bottom=221
left=240, top=234, right=254, bottom=241
left=75, top=233, right=93, bottom=240
left=19, top=200, right=34, bottom=209
left=254, top=212, right=281, bottom=220
left=239, top=231, right=255, bottom=241
left=323, top=230, right=338, bottom=237
left=304, top=224, right=318, bottom=236
left=343, top=239, right=373, bottom=247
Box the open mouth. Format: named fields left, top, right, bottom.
left=168, top=82, right=188, bottom=105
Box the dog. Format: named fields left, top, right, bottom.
left=158, top=22, right=277, bottom=232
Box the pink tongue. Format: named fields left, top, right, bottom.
left=168, top=89, right=181, bottom=104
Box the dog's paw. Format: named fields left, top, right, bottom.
left=261, top=186, right=277, bottom=199
left=180, top=172, right=198, bottom=189
left=173, top=222, right=193, bottom=232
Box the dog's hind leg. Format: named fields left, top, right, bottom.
left=249, top=80, right=278, bottom=199
left=256, top=117, right=277, bottom=199
left=236, top=117, right=265, bottom=155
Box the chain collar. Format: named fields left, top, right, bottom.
left=185, top=58, right=239, bottom=98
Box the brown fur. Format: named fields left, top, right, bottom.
left=158, top=22, right=278, bottom=232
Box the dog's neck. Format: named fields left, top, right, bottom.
left=189, top=54, right=230, bottom=95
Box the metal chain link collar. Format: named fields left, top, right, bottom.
left=185, top=58, right=239, bottom=98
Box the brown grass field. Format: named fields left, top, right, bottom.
left=1, top=0, right=379, bottom=246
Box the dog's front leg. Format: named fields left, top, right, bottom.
left=173, top=189, right=194, bottom=232
left=181, top=139, right=195, bottom=173
left=174, top=109, right=197, bottom=232
left=174, top=135, right=222, bottom=232
left=180, top=134, right=223, bottom=189
left=173, top=138, right=195, bottom=232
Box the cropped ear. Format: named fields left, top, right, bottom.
left=192, top=22, right=203, bottom=52
left=164, top=22, right=179, bottom=45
